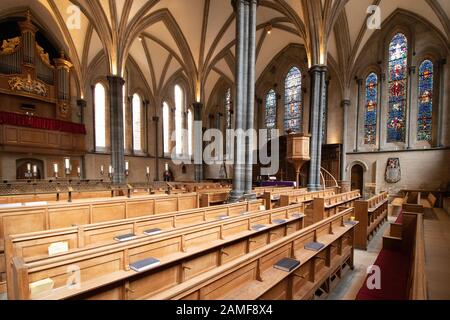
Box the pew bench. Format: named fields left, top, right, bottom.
left=8, top=203, right=306, bottom=300
left=303, top=190, right=361, bottom=226
left=357, top=210, right=427, bottom=300
left=147, top=207, right=356, bottom=301
left=354, top=192, right=389, bottom=250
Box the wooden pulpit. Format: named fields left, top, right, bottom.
left=286, top=134, right=311, bottom=189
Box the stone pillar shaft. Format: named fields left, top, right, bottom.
left=108, top=75, right=126, bottom=184
left=308, top=65, right=327, bottom=191
left=244, top=0, right=257, bottom=197
left=193, top=103, right=204, bottom=182
left=355, top=78, right=363, bottom=152
left=341, top=100, right=350, bottom=181
left=230, top=0, right=247, bottom=201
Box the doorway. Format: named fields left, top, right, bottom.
left=16, top=159, right=43, bottom=180
left=351, top=164, right=364, bottom=193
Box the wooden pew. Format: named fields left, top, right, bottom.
left=382, top=211, right=427, bottom=299
left=8, top=203, right=306, bottom=300
left=0, top=193, right=199, bottom=294
left=274, top=189, right=335, bottom=210
left=149, top=207, right=357, bottom=300
left=303, top=190, right=361, bottom=226
left=354, top=192, right=389, bottom=250
left=4, top=199, right=264, bottom=297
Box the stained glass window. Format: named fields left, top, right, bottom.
left=387, top=33, right=408, bottom=142
left=284, top=67, right=302, bottom=133
left=417, top=60, right=433, bottom=141
left=364, top=73, right=378, bottom=144
left=265, top=89, right=277, bottom=139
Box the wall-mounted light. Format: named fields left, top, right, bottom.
left=266, top=24, right=273, bottom=35
left=138, top=36, right=143, bottom=42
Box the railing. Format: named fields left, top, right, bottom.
left=320, top=167, right=339, bottom=189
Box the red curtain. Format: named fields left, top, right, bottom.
left=0, top=111, right=86, bottom=135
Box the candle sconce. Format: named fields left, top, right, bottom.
left=24, top=163, right=33, bottom=179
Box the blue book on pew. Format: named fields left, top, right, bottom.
left=251, top=224, right=267, bottom=231
left=304, top=241, right=325, bottom=252
left=143, top=228, right=163, bottom=236
left=130, top=257, right=161, bottom=272
left=292, top=213, right=305, bottom=218
left=274, top=257, right=300, bottom=272
left=216, top=215, right=229, bottom=220
left=272, top=219, right=287, bottom=225
left=344, top=220, right=358, bottom=226
left=114, top=233, right=137, bottom=242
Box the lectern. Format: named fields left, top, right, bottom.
left=286, top=134, right=311, bottom=189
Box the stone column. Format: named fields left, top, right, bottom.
left=153, top=116, right=159, bottom=180
left=143, top=100, right=150, bottom=155
left=307, top=65, right=327, bottom=191
left=438, top=59, right=447, bottom=147
left=193, top=102, right=203, bottom=182
left=316, top=66, right=328, bottom=188
left=407, top=66, right=416, bottom=149
left=341, top=99, right=350, bottom=181
left=77, top=99, right=87, bottom=125
left=107, top=75, right=126, bottom=184
left=230, top=0, right=248, bottom=202
left=244, top=0, right=257, bottom=199
left=378, top=73, right=385, bottom=151
left=354, top=78, right=363, bottom=152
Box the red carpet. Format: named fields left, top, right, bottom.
left=356, top=210, right=411, bottom=300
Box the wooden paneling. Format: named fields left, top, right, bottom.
left=0, top=124, right=86, bottom=152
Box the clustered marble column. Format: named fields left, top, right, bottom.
left=193, top=102, right=204, bottom=182
left=230, top=0, right=257, bottom=202
left=341, top=99, right=351, bottom=181
left=108, top=75, right=126, bottom=184
left=307, top=65, right=328, bottom=191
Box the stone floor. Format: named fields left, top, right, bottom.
left=327, top=215, right=392, bottom=300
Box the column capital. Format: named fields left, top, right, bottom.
left=231, top=0, right=259, bottom=10
left=152, top=116, right=159, bottom=122
left=341, top=100, right=351, bottom=108
left=76, top=99, right=87, bottom=108
left=309, top=65, right=328, bottom=73
left=355, top=77, right=363, bottom=85
left=107, top=75, right=125, bottom=86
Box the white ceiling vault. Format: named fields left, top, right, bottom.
left=1, top=0, right=448, bottom=103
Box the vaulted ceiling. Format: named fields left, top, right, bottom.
left=1, top=0, right=448, bottom=103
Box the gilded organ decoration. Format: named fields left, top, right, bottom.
left=8, top=74, right=48, bottom=97
left=36, top=44, right=51, bottom=65
left=0, top=37, right=20, bottom=54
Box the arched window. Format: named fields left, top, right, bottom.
left=94, top=83, right=106, bottom=149
left=265, top=89, right=277, bottom=138
left=417, top=60, right=433, bottom=141
left=163, top=102, right=170, bottom=155
left=175, top=85, right=184, bottom=155
left=364, top=73, right=378, bottom=144
left=284, top=67, right=302, bottom=133
left=387, top=33, right=408, bottom=142
left=187, top=109, right=193, bottom=157
left=132, top=94, right=142, bottom=152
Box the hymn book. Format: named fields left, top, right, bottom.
left=274, top=258, right=301, bottom=272
left=114, top=233, right=137, bottom=242
left=304, top=242, right=325, bottom=252
left=129, top=257, right=161, bottom=272
left=144, top=228, right=163, bottom=236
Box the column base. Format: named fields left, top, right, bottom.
left=307, top=184, right=322, bottom=192
left=243, top=193, right=257, bottom=201
left=228, top=190, right=245, bottom=203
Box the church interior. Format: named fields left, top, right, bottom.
left=0, top=0, right=449, bottom=302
